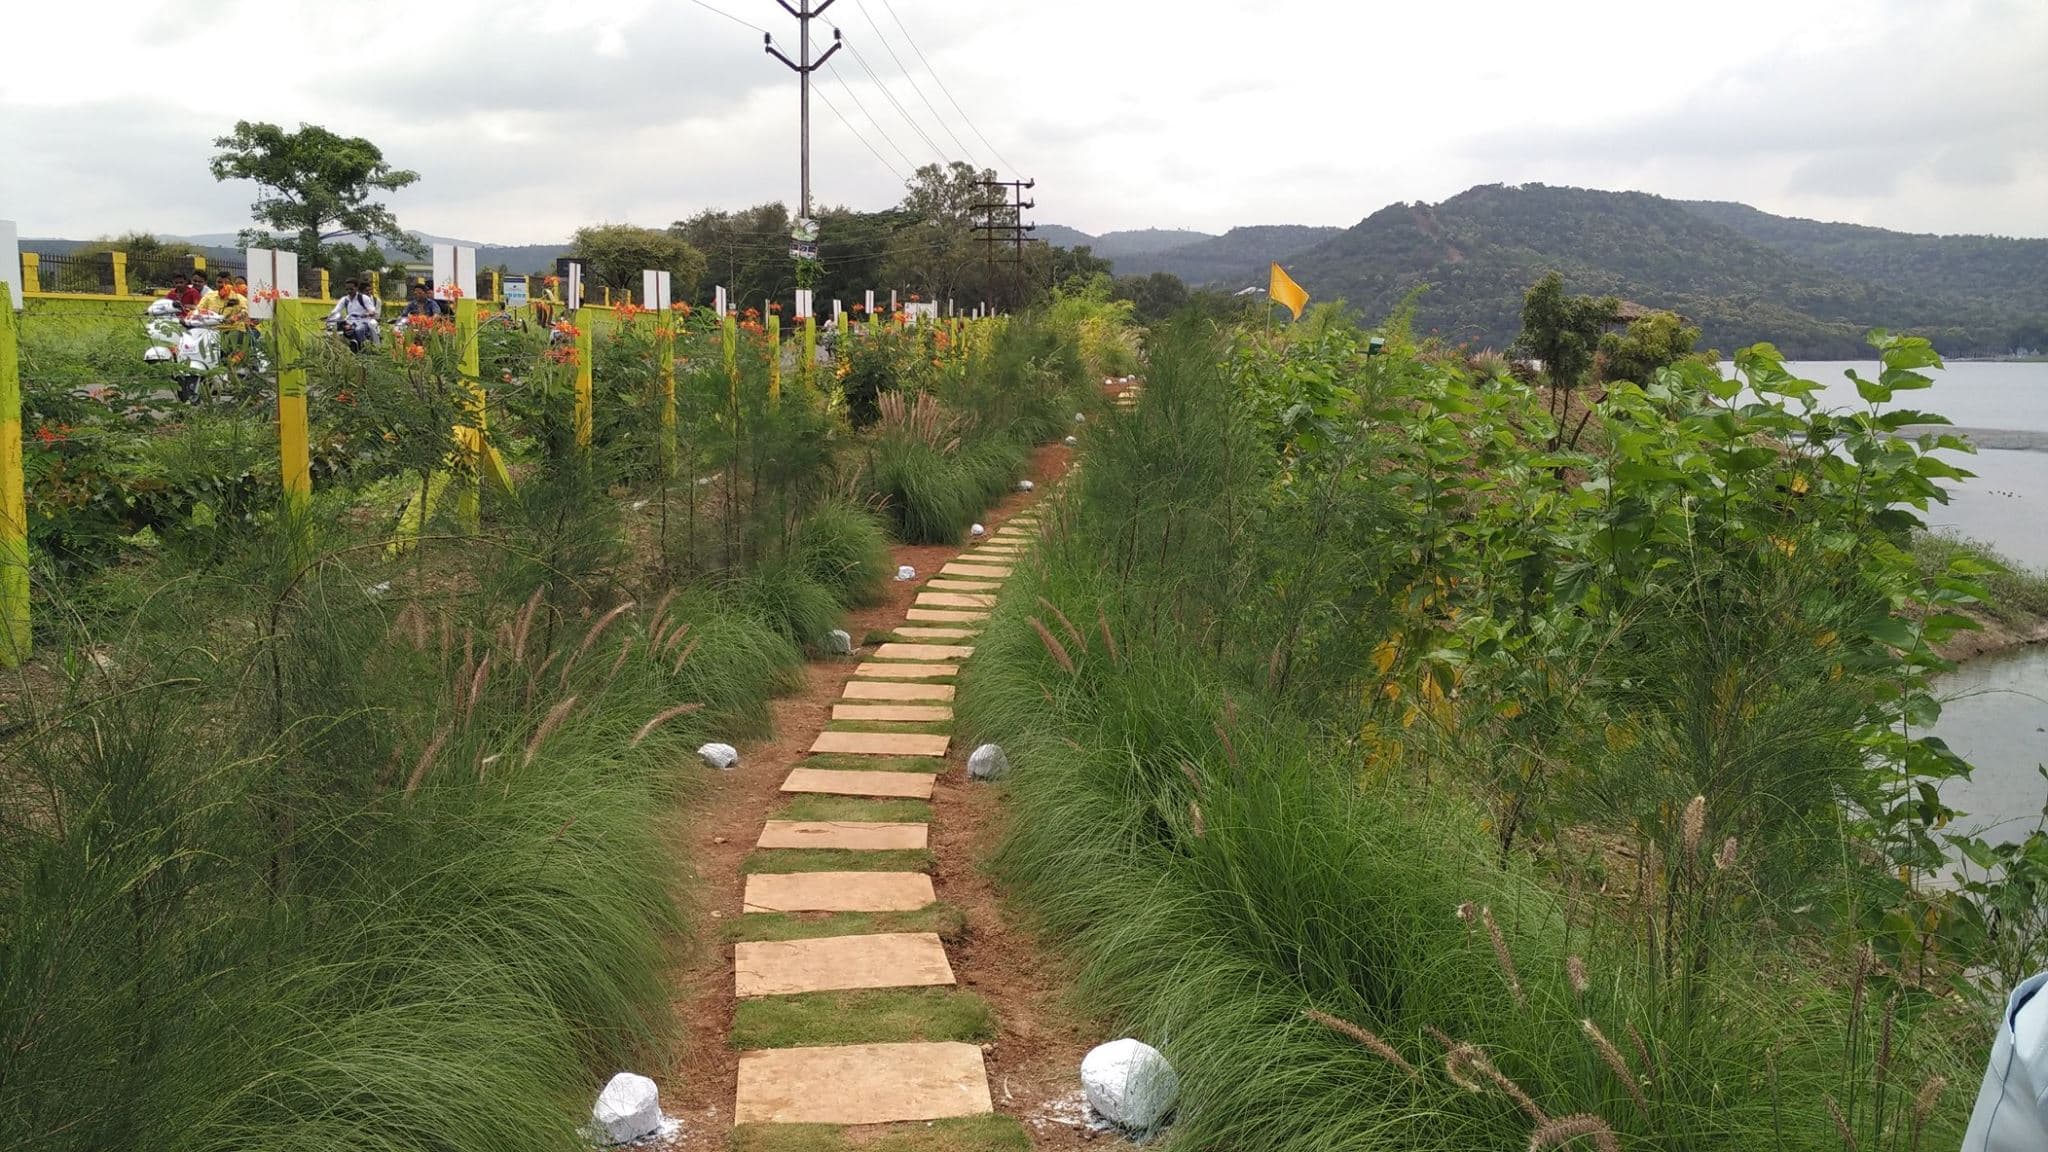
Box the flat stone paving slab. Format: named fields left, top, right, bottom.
left=940, top=563, right=1013, bottom=579
left=873, top=642, right=974, bottom=661
left=756, top=821, right=929, bottom=851
left=781, top=768, right=935, bottom=799
left=735, top=1042, right=992, bottom=1125
left=915, top=592, right=997, bottom=609
left=906, top=608, right=991, bottom=623
left=742, top=869, right=935, bottom=912
left=893, top=625, right=979, bottom=640
left=842, top=680, right=955, bottom=702
left=926, top=578, right=1001, bottom=592
left=734, top=931, right=954, bottom=998
left=831, top=703, right=954, bottom=723
left=853, top=661, right=958, bottom=679
left=810, top=730, right=950, bottom=757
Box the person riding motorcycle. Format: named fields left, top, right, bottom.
left=325, top=279, right=381, bottom=351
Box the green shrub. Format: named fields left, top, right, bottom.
left=792, top=498, right=892, bottom=608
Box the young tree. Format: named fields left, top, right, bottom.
left=1514, top=271, right=1618, bottom=427
left=1597, top=309, right=1704, bottom=385
left=209, top=121, right=422, bottom=266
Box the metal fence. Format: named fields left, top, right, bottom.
left=27, top=251, right=113, bottom=294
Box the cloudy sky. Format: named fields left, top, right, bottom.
left=2, top=0, right=2043, bottom=244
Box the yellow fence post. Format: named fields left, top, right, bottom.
left=370, top=270, right=381, bottom=300
left=318, top=269, right=331, bottom=301
left=275, top=299, right=316, bottom=569
left=574, top=310, right=594, bottom=449
left=0, top=290, right=27, bottom=666
left=454, top=298, right=484, bottom=527
left=18, top=254, right=38, bottom=293
left=110, top=251, right=128, bottom=297
left=766, top=313, right=781, bottom=403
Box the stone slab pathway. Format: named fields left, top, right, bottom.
left=729, top=486, right=1049, bottom=1136
left=807, top=730, right=950, bottom=757
left=734, top=1042, right=993, bottom=1125
left=829, top=703, right=954, bottom=723
left=756, top=820, right=930, bottom=850
left=741, top=870, right=936, bottom=912
left=733, top=932, right=955, bottom=997
left=780, top=767, right=936, bottom=799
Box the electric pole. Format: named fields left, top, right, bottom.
left=973, top=177, right=1036, bottom=311
left=764, top=1, right=843, bottom=220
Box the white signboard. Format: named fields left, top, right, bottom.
left=890, top=290, right=898, bottom=312
left=562, top=262, right=583, bottom=310
left=794, top=289, right=814, bottom=319
left=245, top=247, right=299, bottom=320
left=641, top=270, right=672, bottom=310
left=715, top=285, right=728, bottom=317
left=906, top=302, right=937, bottom=323
left=864, top=289, right=875, bottom=313
left=431, top=243, right=476, bottom=302
left=1, top=220, right=21, bottom=310
left=503, top=277, right=529, bottom=308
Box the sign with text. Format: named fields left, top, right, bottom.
left=794, top=289, right=814, bottom=319
left=503, top=277, right=529, bottom=308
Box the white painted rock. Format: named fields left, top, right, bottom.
left=1063, top=435, right=1078, bottom=446
left=1016, top=479, right=1035, bottom=492
left=592, top=1072, right=662, bottom=1143
left=1073, top=412, right=1087, bottom=424
left=968, top=743, right=1009, bottom=780
left=824, top=629, right=853, bottom=655
left=697, top=743, right=739, bottom=771
left=896, top=565, right=917, bottom=581
left=1082, top=1039, right=1178, bottom=1132
left=970, top=523, right=986, bottom=538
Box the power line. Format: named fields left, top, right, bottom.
left=848, top=0, right=977, bottom=167
left=842, top=40, right=950, bottom=166
left=873, top=0, right=1017, bottom=175
left=684, top=0, right=768, bottom=35
left=826, top=60, right=917, bottom=174
left=814, top=84, right=907, bottom=184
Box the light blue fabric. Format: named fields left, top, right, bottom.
left=1964, top=971, right=2048, bottom=1150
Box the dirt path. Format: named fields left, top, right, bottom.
left=656, top=442, right=1106, bottom=1150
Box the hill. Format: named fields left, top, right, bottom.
left=1088, top=228, right=1216, bottom=260
left=1109, top=225, right=1345, bottom=285
left=1275, top=184, right=2036, bottom=357
left=1679, top=200, right=2048, bottom=337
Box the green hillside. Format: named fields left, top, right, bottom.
left=1109, top=224, right=1344, bottom=285
left=1276, top=184, right=2029, bottom=357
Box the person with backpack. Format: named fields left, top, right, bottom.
left=325, top=279, right=381, bottom=351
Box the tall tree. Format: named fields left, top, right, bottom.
left=209, top=121, right=422, bottom=266
left=568, top=225, right=706, bottom=302
left=671, top=203, right=794, bottom=310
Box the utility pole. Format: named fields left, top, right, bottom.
left=973, top=177, right=1036, bottom=311
left=765, top=1, right=843, bottom=220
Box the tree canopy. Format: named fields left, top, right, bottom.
left=569, top=224, right=706, bottom=303
left=209, top=121, right=422, bottom=266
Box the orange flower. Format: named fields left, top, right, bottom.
left=743, top=307, right=760, bottom=321
left=768, top=302, right=782, bottom=313
left=909, top=293, right=921, bottom=302
left=552, top=320, right=581, bottom=338
left=545, top=345, right=580, bottom=365
left=672, top=300, right=691, bottom=315
left=407, top=344, right=427, bottom=361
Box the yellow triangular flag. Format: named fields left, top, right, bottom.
left=1268, top=262, right=1308, bottom=321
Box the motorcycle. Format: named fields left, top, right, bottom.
left=144, top=298, right=236, bottom=404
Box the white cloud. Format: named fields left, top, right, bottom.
left=0, top=0, right=2041, bottom=242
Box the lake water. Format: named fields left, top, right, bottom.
left=1728, top=360, right=2048, bottom=845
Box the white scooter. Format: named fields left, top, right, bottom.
left=143, top=299, right=268, bottom=405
